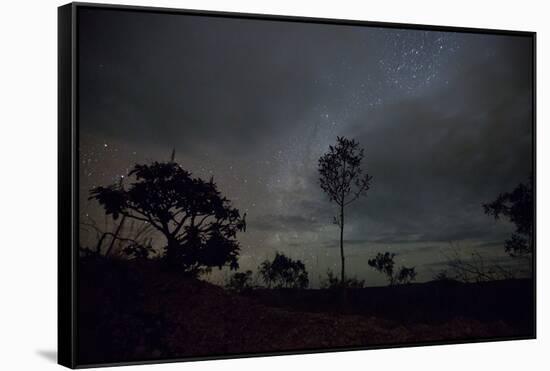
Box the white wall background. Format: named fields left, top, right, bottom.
left=0, top=0, right=546, bottom=369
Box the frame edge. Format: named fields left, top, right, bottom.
left=59, top=3, right=537, bottom=368
left=58, top=2, right=77, bottom=369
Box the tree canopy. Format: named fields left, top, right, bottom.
left=483, top=176, right=533, bottom=257
left=90, top=161, right=246, bottom=276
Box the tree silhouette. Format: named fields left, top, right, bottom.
left=259, top=252, right=309, bottom=289
left=483, top=176, right=533, bottom=257
left=318, top=136, right=373, bottom=283
left=225, top=270, right=254, bottom=292
left=368, top=252, right=396, bottom=284
left=368, top=252, right=417, bottom=285
left=89, top=160, right=246, bottom=276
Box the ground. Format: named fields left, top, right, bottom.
left=77, top=259, right=534, bottom=365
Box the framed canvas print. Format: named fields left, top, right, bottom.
left=58, top=2, right=536, bottom=368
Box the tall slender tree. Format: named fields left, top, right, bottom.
left=318, top=137, right=373, bottom=283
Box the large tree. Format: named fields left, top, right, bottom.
left=90, top=160, right=246, bottom=276
left=318, top=136, right=373, bottom=283
left=483, top=175, right=533, bottom=257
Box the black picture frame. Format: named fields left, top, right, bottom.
left=58, top=2, right=536, bottom=368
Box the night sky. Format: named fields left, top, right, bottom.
left=78, top=8, right=533, bottom=287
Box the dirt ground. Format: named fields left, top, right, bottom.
left=77, top=259, right=534, bottom=365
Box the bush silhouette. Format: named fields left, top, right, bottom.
left=320, top=269, right=365, bottom=289
left=89, top=160, right=246, bottom=276
left=483, top=175, right=533, bottom=257
left=395, top=266, right=417, bottom=285
left=368, top=252, right=416, bottom=285
left=226, top=270, right=254, bottom=292
left=259, top=252, right=309, bottom=289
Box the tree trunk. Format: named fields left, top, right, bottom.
left=340, top=203, right=345, bottom=283
left=165, top=236, right=180, bottom=266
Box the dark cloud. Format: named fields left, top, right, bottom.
left=78, top=9, right=385, bottom=156
left=337, top=34, right=532, bottom=246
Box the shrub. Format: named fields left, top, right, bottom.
left=225, top=270, right=254, bottom=292
left=320, top=269, right=365, bottom=289
left=259, top=253, right=309, bottom=289
left=368, top=252, right=417, bottom=286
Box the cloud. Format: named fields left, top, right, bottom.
left=336, top=35, right=532, bottom=245
left=78, top=8, right=386, bottom=157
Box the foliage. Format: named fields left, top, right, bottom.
left=259, top=252, right=309, bottom=289
left=395, top=266, right=417, bottom=285
left=122, top=241, right=156, bottom=260
left=320, top=269, right=365, bottom=289
left=483, top=176, right=533, bottom=257
left=368, top=252, right=417, bottom=286
left=225, top=270, right=255, bottom=292
left=368, top=252, right=395, bottom=283
left=89, top=160, right=246, bottom=276
left=318, top=136, right=373, bottom=283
